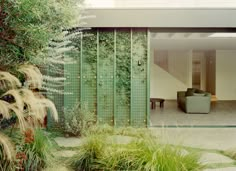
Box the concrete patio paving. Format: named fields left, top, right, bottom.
left=150, top=127, right=236, bottom=151
left=150, top=127, right=236, bottom=170
left=53, top=127, right=236, bottom=170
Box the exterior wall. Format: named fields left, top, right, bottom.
left=62, top=28, right=149, bottom=127
left=85, top=9, right=236, bottom=28
left=216, top=50, right=236, bottom=100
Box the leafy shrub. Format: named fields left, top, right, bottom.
left=64, top=103, right=96, bottom=137
left=1, top=0, right=82, bottom=67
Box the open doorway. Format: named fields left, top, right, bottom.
left=192, top=50, right=216, bottom=95
left=150, top=30, right=236, bottom=127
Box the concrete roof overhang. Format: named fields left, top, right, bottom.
left=84, top=8, right=236, bottom=29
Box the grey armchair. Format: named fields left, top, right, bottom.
left=177, top=88, right=211, bottom=114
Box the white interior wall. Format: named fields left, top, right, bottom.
left=168, top=50, right=192, bottom=86
left=150, top=63, right=188, bottom=99
left=216, top=50, right=236, bottom=100
left=150, top=50, right=191, bottom=99
left=151, top=49, right=236, bottom=100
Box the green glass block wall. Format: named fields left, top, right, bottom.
left=55, top=28, right=149, bottom=128
left=131, top=29, right=148, bottom=127
left=97, top=29, right=115, bottom=125
left=81, top=30, right=97, bottom=113
left=64, top=36, right=81, bottom=114
left=115, top=29, right=131, bottom=126
left=45, top=64, right=65, bottom=129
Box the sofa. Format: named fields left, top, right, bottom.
left=177, top=88, right=211, bottom=114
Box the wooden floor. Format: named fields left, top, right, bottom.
left=150, top=100, right=236, bottom=126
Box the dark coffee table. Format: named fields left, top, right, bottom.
left=150, top=98, right=165, bottom=109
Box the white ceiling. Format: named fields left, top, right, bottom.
left=151, top=33, right=236, bottom=50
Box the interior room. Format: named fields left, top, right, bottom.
left=150, top=31, right=236, bottom=126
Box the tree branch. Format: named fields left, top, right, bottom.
left=0, top=34, right=22, bottom=49
left=0, top=0, right=5, bottom=14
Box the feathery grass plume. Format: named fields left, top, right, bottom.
left=20, top=89, right=46, bottom=122
left=10, top=106, right=26, bottom=132
left=0, top=100, right=12, bottom=119
left=38, top=99, right=58, bottom=122
left=0, top=96, right=26, bottom=131
left=0, top=88, right=58, bottom=130
left=0, top=71, right=22, bottom=90
left=2, top=89, right=44, bottom=127
left=18, top=65, right=43, bottom=89
left=0, top=133, right=15, bottom=161
left=0, top=100, right=26, bottom=131
left=2, top=89, right=24, bottom=112
left=19, top=89, right=58, bottom=122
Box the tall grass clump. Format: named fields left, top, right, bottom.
left=0, top=133, right=15, bottom=171
left=222, top=148, right=236, bottom=160
left=84, top=123, right=152, bottom=139
left=70, top=132, right=203, bottom=171
left=20, top=129, right=53, bottom=170
left=70, top=134, right=106, bottom=171
left=99, top=138, right=202, bottom=171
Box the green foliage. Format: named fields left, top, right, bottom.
left=116, top=29, right=131, bottom=97
left=97, top=30, right=115, bottom=124
left=85, top=124, right=152, bottom=139
left=70, top=129, right=203, bottom=171
left=0, top=0, right=82, bottom=169
left=0, top=0, right=83, bottom=68
left=99, top=139, right=201, bottom=171
left=99, top=30, right=114, bottom=60
left=0, top=129, right=53, bottom=170
left=222, top=148, right=236, bottom=160
left=65, top=103, right=96, bottom=136
left=132, top=30, right=148, bottom=75
left=65, top=29, right=148, bottom=126
left=99, top=30, right=114, bottom=73
left=70, top=134, right=106, bottom=171
left=83, top=30, right=97, bottom=71
left=16, top=129, right=53, bottom=170
left=79, top=30, right=98, bottom=112
left=115, top=29, right=132, bottom=125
